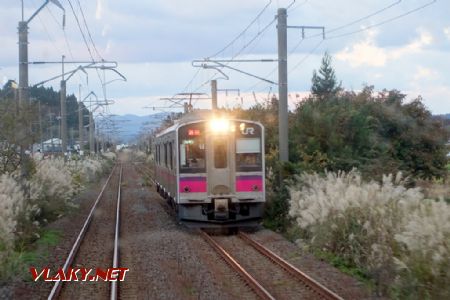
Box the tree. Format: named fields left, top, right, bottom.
left=291, top=85, right=449, bottom=180
left=0, top=86, right=38, bottom=176
left=311, top=52, right=341, bottom=100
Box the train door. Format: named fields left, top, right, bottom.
left=207, top=130, right=234, bottom=219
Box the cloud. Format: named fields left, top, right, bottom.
left=335, top=29, right=387, bottom=67
left=413, top=66, right=439, bottom=81
left=96, top=0, right=105, bottom=20
left=336, top=29, right=433, bottom=68
left=407, top=84, right=450, bottom=114
left=444, top=27, right=450, bottom=40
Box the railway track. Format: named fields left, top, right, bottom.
left=47, top=164, right=123, bottom=300
left=200, top=230, right=344, bottom=300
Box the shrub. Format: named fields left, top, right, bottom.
left=67, top=157, right=105, bottom=185
left=0, top=174, right=25, bottom=249
left=29, top=158, right=75, bottom=222
left=288, top=170, right=450, bottom=297
left=101, top=152, right=116, bottom=161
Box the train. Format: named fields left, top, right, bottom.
left=153, top=110, right=265, bottom=228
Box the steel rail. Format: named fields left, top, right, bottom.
left=238, top=232, right=344, bottom=300
left=110, top=164, right=123, bottom=300
left=200, top=230, right=275, bottom=300
left=48, top=165, right=117, bottom=300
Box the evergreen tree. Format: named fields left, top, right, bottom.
left=311, top=52, right=341, bottom=100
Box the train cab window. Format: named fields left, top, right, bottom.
left=179, top=124, right=206, bottom=173
left=214, top=138, right=228, bottom=169
left=236, top=138, right=262, bottom=172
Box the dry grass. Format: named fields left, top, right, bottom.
left=288, top=170, right=450, bottom=298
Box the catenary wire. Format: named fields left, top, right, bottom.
left=326, top=0, right=437, bottom=39
left=209, top=0, right=272, bottom=58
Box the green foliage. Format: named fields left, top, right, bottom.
left=0, top=95, right=38, bottom=176
left=263, top=171, right=290, bottom=231
left=35, top=229, right=60, bottom=248
left=0, top=250, right=38, bottom=281
left=292, top=58, right=449, bottom=180
left=0, top=229, right=60, bottom=281
left=29, top=85, right=89, bottom=135
left=314, top=249, right=373, bottom=284
left=0, top=83, right=89, bottom=158
left=311, top=52, right=341, bottom=100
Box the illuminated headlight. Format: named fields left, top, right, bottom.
left=209, top=119, right=230, bottom=133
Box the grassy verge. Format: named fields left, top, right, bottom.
left=0, top=229, right=61, bottom=282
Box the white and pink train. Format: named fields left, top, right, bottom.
left=154, top=110, right=265, bottom=228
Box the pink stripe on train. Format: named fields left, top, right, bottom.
left=236, top=175, right=263, bottom=192
left=179, top=176, right=207, bottom=193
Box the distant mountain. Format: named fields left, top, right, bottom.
left=111, top=113, right=170, bottom=143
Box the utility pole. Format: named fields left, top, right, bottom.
left=18, top=0, right=64, bottom=176
left=38, top=100, right=43, bottom=152
left=18, top=0, right=64, bottom=106
left=60, top=55, right=67, bottom=154
left=276, top=8, right=325, bottom=162
left=277, top=8, right=288, bottom=162
left=89, top=112, right=95, bottom=154
left=78, top=85, right=83, bottom=153
left=211, top=79, right=218, bottom=110
left=18, top=21, right=28, bottom=107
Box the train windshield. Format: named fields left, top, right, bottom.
left=214, top=138, right=228, bottom=168
left=235, top=122, right=262, bottom=172
left=179, top=123, right=206, bottom=173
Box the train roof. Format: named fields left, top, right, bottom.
left=155, top=109, right=263, bottom=138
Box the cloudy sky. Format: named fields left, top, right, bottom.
left=1, top=0, right=449, bottom=117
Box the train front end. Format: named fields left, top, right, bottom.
left=177, top=118, right=265, bottom=227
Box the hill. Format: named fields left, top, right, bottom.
left=111, top=113, right=169, bottom=143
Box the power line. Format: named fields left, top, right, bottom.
left=232, top=17, right=277, bottom=59
left=327, top=0, right=437, bottom=40
left=184, top=1, right=278, bottom=104
left=209, top=0, right=272, bottom=58
left=67, top=0, right=95, bottom=62
left=45, top=5, right=85, bottom=85
left=289, top=39, right=323, bottom=74
left=288, top=0, right=308, bottom=13
left=75, top=0, right=104, bottom=60
left=244, top=32, right=305, bottom=92
left=245, top=0, right=435, bottom=93
left=327, top=0, right=402, bottom=35
left=190, top=15, right=278, bottom=98
left=301, top=0, right=403, bottom=40
left=67, top=0, right=105, bottom=98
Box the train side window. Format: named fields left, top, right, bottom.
left=164, top=143, right=168, bottom=167
left=158, top=144, right=161, bottom=165
left=156, top=145, right=159, bottom=164
left=214, top=138, right=227, bottom=169
left=169, top=142, right=173, bottom=170
left=236, top=138, right=262, bottom=172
